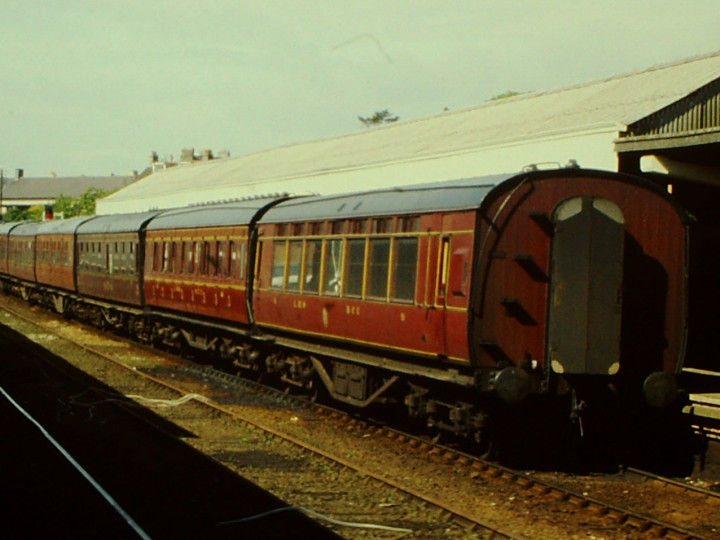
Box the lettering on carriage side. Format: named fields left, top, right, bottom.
left=345, top=305, right=361, bottom=316
left=193, top=288, right=206, bottom=304
left=171, top=286, right=183, bottom=301
left=293, top=299, right=307, bottom=309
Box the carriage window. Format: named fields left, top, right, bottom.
left=400, top=216, right=420, bottom=232
left=218, top=242, right=226, bottom=276
left=214, top=242, right=221, bottom=276
left=172, top=242, right=179, bottom=274
left=271, top=241, right=287, bottom=289
left=229, top=241, right=237, bottom=277
left=345, top=239, right=365, bottom=297
left=323, top=239, right=343, bottom=296
left=163, top=242, right=171, bottom=272
left=287, top=240, right=303, bottom=291
left=196, top=242, right=204, bottom=274
left=309, top=222, right=323, bottom=236
left=331, top=221, right=345, bottom=235
left=152, top=242, right=160, bottom=272
left=230, top=240, right=246, bottom=280
left=207, top=241, right=219, bottom=276
left=187, top=242, right=195, bottom=274
left=373, top=218, right=391, bottom=234
left=303, top=240, right=321, bottom=294
left=350, top=219, right=367, bottom=234
left=239, top=242, right=246, bottom=280
left=367, top=238, right=390, bottom=298
left=391, top=238, right=418, bottom=302
left=199, top=242, right=211, bottom=275
left=177, top=242, right=184, bottom=274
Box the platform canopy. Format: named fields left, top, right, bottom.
left=97, top=51, right=720, bottom=215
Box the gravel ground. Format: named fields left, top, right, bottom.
left=2, top=294, right=719, bottom=539
left=0, top=320, right=341, bottom=539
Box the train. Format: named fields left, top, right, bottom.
left=1, top=166, right=717, bottom=449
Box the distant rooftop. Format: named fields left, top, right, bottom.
left=2, top=175, right=135, bottom=201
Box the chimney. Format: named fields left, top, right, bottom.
left=180, top=148, right=195, bottom=163
left=150, top=151, right=159, bottom=164
left=202, top=149, right=213, bottom=161
left=15, top=168, right=23, bottom=180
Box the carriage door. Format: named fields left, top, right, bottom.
left=547, top=197, right=624, bottom=375
left=437, top=233, right=472, bottom=360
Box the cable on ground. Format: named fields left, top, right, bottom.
left=217, top=506, right=414, bottom=533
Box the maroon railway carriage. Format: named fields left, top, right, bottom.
left=0, top=222, right=25, bottom=277
left=251, top=169, right=689, bottom=417
left=253, top=181, right=490, bottom=362
left=252, top=175, right=506, bottom=406
left=473, top=170, right=688, bottom=408
left=75, top=211, right=160, bottom=309
left=34, top=217, right=96, bottom=296
left=142, top=199, right=283, bottom=353
left=6, top=222, right=41, bottom=286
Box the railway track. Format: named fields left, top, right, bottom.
left=318, top=414, right=720, bottom=539
left=2, top=294, right=719, bottom=538
left=0, top=298, right=508, bottom=538
left=0, top=313, right=340, bottom=538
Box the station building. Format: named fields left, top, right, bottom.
left=1, top=171, right=135, bottom=219
left=96, top=51, right=720, bottom=215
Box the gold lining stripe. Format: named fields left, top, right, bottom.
left=147, top=277, right=246, bottom=291
left=258, top=319, right=470, bottom=364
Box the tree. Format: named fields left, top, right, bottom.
left=2, top=188, right=112, bottom=222
left=53, top=187, right=110, bottom=218
left=358, top=109, right=399, bottom=127
left=489, top=90, right=525, bottom=101
left=4, top=205, right=43, bottom=222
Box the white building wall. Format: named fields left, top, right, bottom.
left=96, top=129, right=619, bottom=215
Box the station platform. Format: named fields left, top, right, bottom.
left=687, top=393, right=720, bottom=420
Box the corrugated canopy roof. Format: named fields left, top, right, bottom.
left=260, top=174, right=509, bottom=224
left=98, top=51, right=720, bottom=214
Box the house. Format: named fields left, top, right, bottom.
left=1, top=170, right=135, bottom=219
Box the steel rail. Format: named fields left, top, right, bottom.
left=0, top=301, right=511, bottom=539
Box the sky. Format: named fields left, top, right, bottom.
left=2, top=1, right=720, bottom=178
